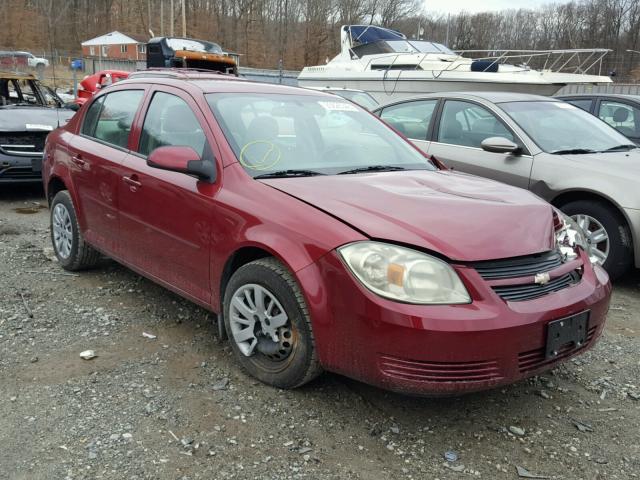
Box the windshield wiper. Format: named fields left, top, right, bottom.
left=254, top=169, right=326, bottom=179
left=600, top=144, right=637, bottom=152
left=550, top=148, right=598, bottom=155
left=337, top=165, right=408, bottom=175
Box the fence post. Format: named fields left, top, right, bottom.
left=279, top=59, right=283, bottom=85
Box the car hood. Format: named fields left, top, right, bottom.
left=0, top=106, right=75, bottom=132
left=261, top=170, right=556, bottom=262
left=560, top=149, right=640, bottom=174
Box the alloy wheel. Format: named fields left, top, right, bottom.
left=229, top=283, right=294, bottom=360
left=52, top=203, right=73, bottom=259
left=572, top=214, right=610, bottom=265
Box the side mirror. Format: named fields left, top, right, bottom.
left=64, top=102, right=80, bottom=111
left=480, top=137, right=521, bottom=155
left=147, top=146, right=214, bottom=182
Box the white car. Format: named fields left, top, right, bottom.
left=19, top=52, right=49, bottom=69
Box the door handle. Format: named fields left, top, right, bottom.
left=71, top=155, right=85, bottom=167
left=123, top=175, right=142, bottom=189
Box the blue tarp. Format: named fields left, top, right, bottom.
left=347, top=25, right=405, bottom=45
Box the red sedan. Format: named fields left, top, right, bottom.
left=42, top=71, right=611, bottom=395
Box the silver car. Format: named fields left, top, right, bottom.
left=374, top=92, right=640, bottom=279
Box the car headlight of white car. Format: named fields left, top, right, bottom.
left=556, top=211, right=589, bottom=261
left=338, top=241, right=471, bottom=304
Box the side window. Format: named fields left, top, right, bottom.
left=92, top=90, right=144, bottom=149
left=438, top=100, right=514, bottom=148
left=379, top=100, right=437, bottom=140
left=599, top=100, right=639, bottom=138
left=565, top=99, right=592, bottom=112
left=81, top=96, right=104, bottom=136
left=138, top=91, right=207, bottom=157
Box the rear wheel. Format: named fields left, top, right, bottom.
left=560, top=200, right=632, bottom=280
left=223, top=258, right=322, bottom=388
left=50, top=190, right=100, bottom=271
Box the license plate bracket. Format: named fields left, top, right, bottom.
left=545, top=311, right=589, bottom=359
left=31, top=158, right=42, bottom=173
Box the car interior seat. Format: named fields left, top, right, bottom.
left=241, top=116, right=281, bottom=169
left=612, top=107, right=635, bottom=138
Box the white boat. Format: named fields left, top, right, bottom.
left=298, top=25, right=613, bottom=103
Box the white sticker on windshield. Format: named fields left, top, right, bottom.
left=25, top=124, right=54, bottom=131
left=318, top=101, right=358, bottom=112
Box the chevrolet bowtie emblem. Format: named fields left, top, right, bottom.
left=534, top=272, right=551, bottom=285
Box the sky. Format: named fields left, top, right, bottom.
left=424, top=0, right=564, bottom=14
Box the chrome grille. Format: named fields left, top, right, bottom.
left=0, top=132, right=48, bottom=156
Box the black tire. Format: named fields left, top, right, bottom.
left=560, top=200, right=632, bottom=280
left=50, top=190, right=101, bottom=271
left=223, top=258, right=322, bottom=388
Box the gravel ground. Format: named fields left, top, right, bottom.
left=1, top=185, right=639, bottom=480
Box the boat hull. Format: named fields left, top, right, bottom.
left=298, top=70, right=609, bottom=102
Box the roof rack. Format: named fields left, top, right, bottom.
left=128, top=68, right=239, bottom=79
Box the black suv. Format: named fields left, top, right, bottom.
left=1, top=72, right=76, bottom=183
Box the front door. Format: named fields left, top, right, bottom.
left=117, top=88, right=216, bottom=304
left=427, top=99, right=533, bottom=189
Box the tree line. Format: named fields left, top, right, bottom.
left=1, top=0, right=640, bottom=79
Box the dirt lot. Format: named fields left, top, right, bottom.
left=1, top=185, right=639, bottom=480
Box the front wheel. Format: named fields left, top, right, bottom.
left=560, top=200, right=632, bottom=280
left=223, top=258, right=322, bottom=389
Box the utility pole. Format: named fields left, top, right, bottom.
left=181, top=0, right=186, bottom=37
left=160, top=0, right=164, bottom=36
left=170, top=0, right=174, bottom=36
left=148, top=0, right=151, bottom=35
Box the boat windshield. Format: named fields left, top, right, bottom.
left=385, top=40, right=454, bottom=55
left=206, top=93, right=436, bottom=177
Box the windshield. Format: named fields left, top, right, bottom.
left=206, top=93, right=435, bottom=177
left=385, top=40, right=454, bottom=55
left=330, top=90, right=379, bottom=110
left=500, top=101, right=634, bottom=153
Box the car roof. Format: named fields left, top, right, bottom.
left=0, top=71, right=37, bottom=80
left=120, top=71, right=330, bottom=97
left=374, top=91, right=559, bottom=110
left=556, top=92, right=640, bottom=102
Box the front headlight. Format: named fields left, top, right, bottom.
left=556, top=211, right=589, bottom=261
left=338, top=241, right=471, bottom=304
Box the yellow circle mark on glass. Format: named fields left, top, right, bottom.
left=239, top=140, right=282, bottom=171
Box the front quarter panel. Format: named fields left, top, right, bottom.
left=530, top=151, right=640, bottom=266
left=209, top=163, right=367, bottom=311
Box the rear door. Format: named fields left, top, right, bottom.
left=377, top=99, right=438, bottom=152
left=427, top=99, right=533, bottom=189
left=117, top=86, right=217, bottom=304
left=595, top=98, right=640, bottom=144
left=68, top=89, right=145, bottom=255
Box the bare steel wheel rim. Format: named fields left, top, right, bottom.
left=572, top=214, right=610, bottom=265
left=229, top=283, right=293, bottom=360
left=52, top=203, right=73, bottom=259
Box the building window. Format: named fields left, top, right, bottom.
left=89, top=46, right=95, bottom=56
left=101, top=45, right=108, bottom=56
left=137, top=44, right=146, bottom=54
left=120, top=44, right=127, bottom=53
